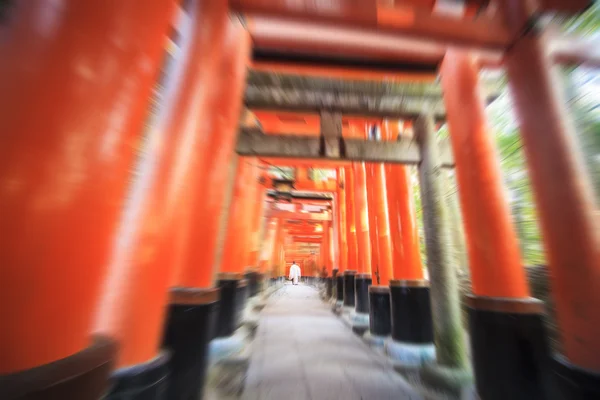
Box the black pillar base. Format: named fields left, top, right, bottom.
left=325, top=277, right=333, bottom=298
left=336, top=275, right=344, bottom=302
left=1, top=336, right=117, bottom=400
left=215, top=273, right=244, bottom=338
left=355, top=274, right=372, bottom=314
left=467, top=294, right=552, bottom=400
left=235, top=279, right=248, bottom=328
left=244, top=271, right=260, bottom=298
left=390, top=280, right=434, bottom=344
left=108, top=351, right=170, bottom=400
left=369, top=286, right=391, bottom=337
left=343, top=270, right=357, bottom=307
left=550, top=355, right=600, bottom=400
left=162, top=287, right=219, bottom=400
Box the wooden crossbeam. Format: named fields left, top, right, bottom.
left=236, top=128, right=454, bottom=167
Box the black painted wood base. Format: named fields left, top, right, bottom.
left=369, top=286, right=391, bottom=336
left=549, top=355, right=600, bottom=400
left=467, top=295, right=552, bottom=400
left=108, top=351, right=170, bottom=400
left=244, top=271, right=260, bottom=298
left=389, top=280, right=433, bottom=344
left=1, top=336, right=117, bottom=400
left=325, top=277, right=333, bottom=298
left=162, top=288, right=219, bottom=400
left=355, top=274, right=371, bottom=314
left=343, top=270, right=357, bottom=307
left=336, top=276, right=344, bottom=302
left=216, top=275, right=244, bottom=338
left=235, top=280, right=248, bottom=328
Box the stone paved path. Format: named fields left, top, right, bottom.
left=241, top=283, right=423, bottom=400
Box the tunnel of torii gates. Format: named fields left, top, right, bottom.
left=1, top=0, right=599, bottom=400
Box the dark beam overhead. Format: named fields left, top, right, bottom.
left=237, top=128, right=454, bottom=167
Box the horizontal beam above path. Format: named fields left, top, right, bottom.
left=237, top=128, right=454, bottom=167
left=235, top=0, right=509, bottom=49
left=245, top=86, right=447, bottom=120
left=265, top=210, right=332, bottom=221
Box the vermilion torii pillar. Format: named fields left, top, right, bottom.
left=381, top=121, right=436, bottom=365
left=336, top=168, right=349, bottom=307
left=216, top=157, right=260, bottom=339
left=0, top=1, right=173, bottom=398
left=366, top=163, right=381, bottom=283
left=365, top=125, right=395, bottom=340
left=163, top=15, right=250, bottom=400
left=97, top=4, right=249, bottom=399
left=344, top=166, right=359, bottom=309
left=353, top=160, right=373, bottom=324
left=441, top=49, right=548, bottom=399
left=504, top=7, right=600, bottom=397
left=245, top=165, right=269, bottom=297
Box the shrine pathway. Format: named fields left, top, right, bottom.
left=241, top=283, right=423, bottom=400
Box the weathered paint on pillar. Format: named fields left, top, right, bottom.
left=440, top=49, right=529, bottom=299
left=382, top=122, right=424, bottom=281
left=353, top=161, right=372, bottom=274
left=337, top=168, right=348, bottom=272
left=0, top=0, right=174, bottom=373
left=171, top=17, right=251, bottom=288
left=345, top=166, right=358, bottom=271
left=506, top=29, right=600, bottom=370
left=415, top=113, right=468, bottom=369
left=94, top=0, right=229, bottom=367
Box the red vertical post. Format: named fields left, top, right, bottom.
left=0, top=1, right=173, bottom=393
left=367, top=163, right=381, bottom=281
left=382, top=121, right=424, bottom=281
left=337, top=168, right=349, bottom=273
left=441, top=48, right=555, bottom=399
left=440, top=50, right=529, bottom=299
left=170, top=17, right=251, bottom=289
left=505, top=14, right=600, bottom=382
left=345, top=167, right=358, bottom=272
left=94, top=0, right=229, bottom=373
left=353, top=161, right=372, bottom=274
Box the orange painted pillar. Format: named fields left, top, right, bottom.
left=221, top=158, right=261, bottom=274
left=373, top=161, right=394, bottom=286
left=94, top=0, right=228, bottom=373
left=353, top=159, right=372, bottom=314
left=259, top=217, right=279, bottom=275
left=0, top=0, right=173, bottom=391
left=353, top=161, right=372, bottom=274
left=382, top=122, right=424, bottom=281
left=366, top=163, right=381, bottom=281
left=322, top=220, right=332, bottom=275
left=337, top=168, right=349, bottom=273
left=247, top=167, right=269, bottom=271
left=441, top=49, right=552, bottom=398
left=269, top=218, right=284, bottom=280
left=506, top=23, right=600, bottom=383
left=441, top=50, right=528, bottom=298
left=215, top=157, right=260, bottom=338
left=170, top=17, right=251, bottom=289
left=345, top=167, right=358, bottom=272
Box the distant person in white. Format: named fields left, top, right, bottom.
left=289, top=261, right=301, bottom=285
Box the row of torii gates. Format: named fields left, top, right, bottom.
left=1, top=1, right=599, bottom=400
